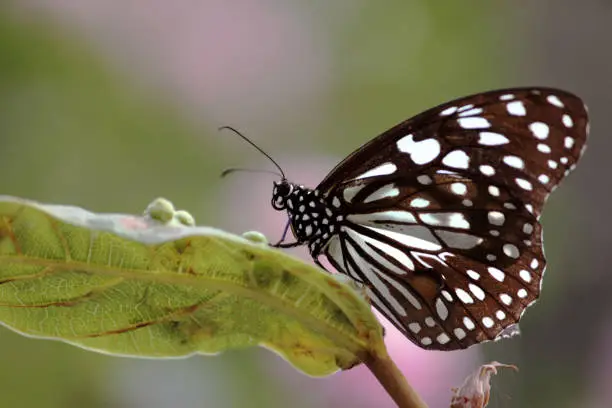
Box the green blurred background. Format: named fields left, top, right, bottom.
left=0, top=1, right=608, bottom=407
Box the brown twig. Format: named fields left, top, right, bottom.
left=362, top=348, right=428, bottom=408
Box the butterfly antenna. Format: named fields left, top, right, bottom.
left=220, top=167, right=282, bottom=178
left=219, top=126, right=286, bottom=179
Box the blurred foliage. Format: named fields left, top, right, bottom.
left=0, top=8, right=223, bottom=218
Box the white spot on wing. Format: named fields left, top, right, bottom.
left=363, top=184, right=400, bottom=203
left=325, top=236, right=344, bottom=273
left=410, top=198, right=430, bottom=208
left=455, top=288, right=474, bottom=304
left=454, top=328, right=466, bottom=339
left=478, top=131, right=510, bottom=146
left=417, top=175, right=432, bottom=185
left=469, top=284, right=486, bottom=300
left=480, top=165, right=495, bottom=176
left=500, top=293, right=513, bottom=305
left=355, top=162, right=397, bottom=180
left=435, top=298, right=449, bottom=320
left=515, top=178, right=533, bottom=191
left=458, top=107, right=484, bottom=117
left=482, top=317, right=495, bottom=328
left=519, top=269, right=532, bottom=282
left=488, top=267, right=505, bottom=282
left=442, top=150, right=470, bottom=169
left=457, top=104, right=474, bottom=112
left=463, top=317, right=476, bottom=330
left=503, top=155, right=524, bottom=169
left=450, top=183, right=467, bottom=195
left=547, top=95, right=564, bottom=108
left=488, top=211, right=505, bottom=226
left=363, top=225, right=442, bottom=251
left=397, top=135, right=441, bottom=165
left=420, top=212, right=470, bottom=229
left=537, top=143, right=551, bottom=154
left=529, top=122, right=550, bottom=139
left=348, top=211, right=417, bottom=225
left=440, top=106, right=457, bottom=116
left=408, top=323, right=421, bottom=333
left=506, top=101, right=526, bottom=116
left=488, top=185, right=500, bottom=197
left=457, top=117, right=491, bottom=129
left=503, top=244, right=520, bottom=258
left=467, top=270, right=480, bottom=280
left=436, top=230, right=483, bottom=249
left=343, top=184, right=366, bottom=202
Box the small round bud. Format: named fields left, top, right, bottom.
left=144, top=198, right=175, bottom=223
left=242, top=231, right=268, bottom=245
left=174, top=210, right=195, bottom=226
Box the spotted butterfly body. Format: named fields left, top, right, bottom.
left=270, top=87, right=589, bottom=350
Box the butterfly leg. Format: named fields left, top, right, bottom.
left=272, top=241, right=302, bottom=248
left=272, top=219, right=294, bottom=247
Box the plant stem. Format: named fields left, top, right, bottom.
left=362, top=349, right=428, bottom=408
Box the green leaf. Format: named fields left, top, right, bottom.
left=0, top=196, right=384, bottom=377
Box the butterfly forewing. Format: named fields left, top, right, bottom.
left=319, top=88, right=587, bottom=216
left=317, top=87, right=588, bottom=350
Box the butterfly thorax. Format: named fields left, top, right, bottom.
left=272, top=180, right=341, bottom=255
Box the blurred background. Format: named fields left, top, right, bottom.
left=0, top=1, right=609, bottom=407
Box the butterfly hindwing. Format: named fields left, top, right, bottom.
left=322, top=172, right=545, bottom=349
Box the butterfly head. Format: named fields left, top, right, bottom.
left=271, top=179, right=294, bottom=210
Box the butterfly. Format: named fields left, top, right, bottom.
left=225, top=87, right=589, bottom=350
